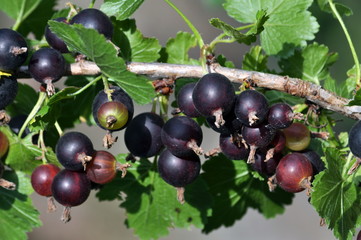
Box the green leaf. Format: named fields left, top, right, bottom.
left=0, top=126, right=58, bottom=174
left=48, top=21, right=155, bottom=104
left=17, top=0, right=56, bottom=39
left=201, top=154, right=293, bottom=233
left=0, top=0, right=42, bottom=24
left=311, top=148, right=361, bottom=240
left=114, top=19, right=162, bottom=62
left=210, top=11, right=268, bottom=45
left=96, top=157, right=212, bottom=240
left=210, top=18, right=256, bottom=45
left=216, top=55, right=235, bottom=68
left=161, top=32, right=199, bottom=65
left=0, top=171, right=41, bottom=240
left=224, top=0, right=319, bottom=56
left=100, top=0, right=144, bottom=21
left=318, top=0, right=353, bottom=17
left=6, top=83, right=38, bottom=116
left=279, top=43, right=337, bottom=85
left=242, top=45, right=268, bottom=72
left=345, top=65, right=359, bottom=104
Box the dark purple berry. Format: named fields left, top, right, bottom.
left=45, top=17, right=69, bottom=53
left=51, top=169, right=91, bottom=207
left=267, top=103, right=294, bottom=129
left=234, top=90, right=269, bottom=127
left=219, top=133, right=249, bottom=160
left=55, top=131, right=95, bottom=171
left=158, top=149, right=201, bottom=187
left=161, top=116, right=203, bottom=157
left=348, top=120, right=361, bottom=158
left=124, top=112, right=164, bottom=158
left=301, top=150, right=325, bottom=175
left=176, top=82, right=202, bottom=118
left=0, top=28, right=28, bottom=73
left=0, top=76, right=17, bottom=110
left=242, top=123, right=275, bottom=164
left=28, top=48, right=66, bottom=95
left=252, top=152, right=281, bottom=177
left=70, top=8, right=113, bottom=39
left=192, top=73, right=235, bottom=127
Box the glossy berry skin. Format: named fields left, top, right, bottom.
left=51, top=169, right=91, bottom=207
left=92, top=86, right=134, bottom=131
left=264, top=131, right=286, bottom=153
left=0, top=76, right=18, bottom=110
left=158, top=149, right=200, bottom=188
left=161, top=116, right=203, bottom=157
left=86, top=151, right=117, bottom=184
left=55, top=131, right=94, bottom=171
left=45, top=17, right=69, bottom=53
left=177, top=82, right=202, bottom=118
left=219, top=133, right=249, bottom=160
left=234, top=90, right=269, bottom=127
left=124, top=112, right=164, bottom=158
left=276, top=152, right=313, bottom=193
left=0, top=28, right=28, bottom=73
left=0, top=131, right=9, bottom=158
left=301, top=150, right=325, bottom=175
left=206, top=108, right=242, bottom=135
left=267, top=103, right=294, bottom=129
left=28, top=48, right=66, bottom=84
left=70, top=8, right=113, bottom=39
left=192, top=73, right=235, bottom=117
left=252, top=152, right=281, bottom=177
left=348, top=120, right=361, bottom=158
left=97, top=101, right=129, bottom=131
left=31, top=164, right=60, bottom=197
left=242, top=124, right=275, bottom=149
left=283, top=122, right=311, bottom=151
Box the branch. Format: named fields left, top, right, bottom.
left=68, top=61, right=361, bottom=120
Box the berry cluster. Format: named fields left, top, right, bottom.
left=31, top=131, right=130, bottom=223
left=174, top=72, right=326, bottom=196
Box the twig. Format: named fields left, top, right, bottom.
left=20, top=61, right=361, bottom=120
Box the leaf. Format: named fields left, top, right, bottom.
left=311, top=148, right=361, bottom=240
left=0, top=126, right=58, bottom=174
left=0, top=171, right=41, bottom=240
left=161, top=32, right=199, bottom=65
left=318, top=0, right=353, bottom=17
left=242, top=45, right=268, bottom=72
left=210, top=18, right=255, bottom=44
left=47, top=87, right=80, bottom=105
left=17, top=0, right=57, bottom=39
left=100, top=0, right=144, bottom=21
left=6, top=83, right=38, bottom=116
left=96, top=157, right=213, bottom=240
left=216, top=55, right=235, bottom=68
left=279, top=43, right=337, bottom=85
left=201, top=154, right=293, bottom=233
left=48, top=21, right=155, bottom=104
left=223, top=0, right=319, bottom=56
left=114, top=19, right=162, bottom=62
left=210, top=11, right=268, bottom=45
left=0, top=0, right=42, bottom=23
left=59, top=76, right=103, bottom=127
